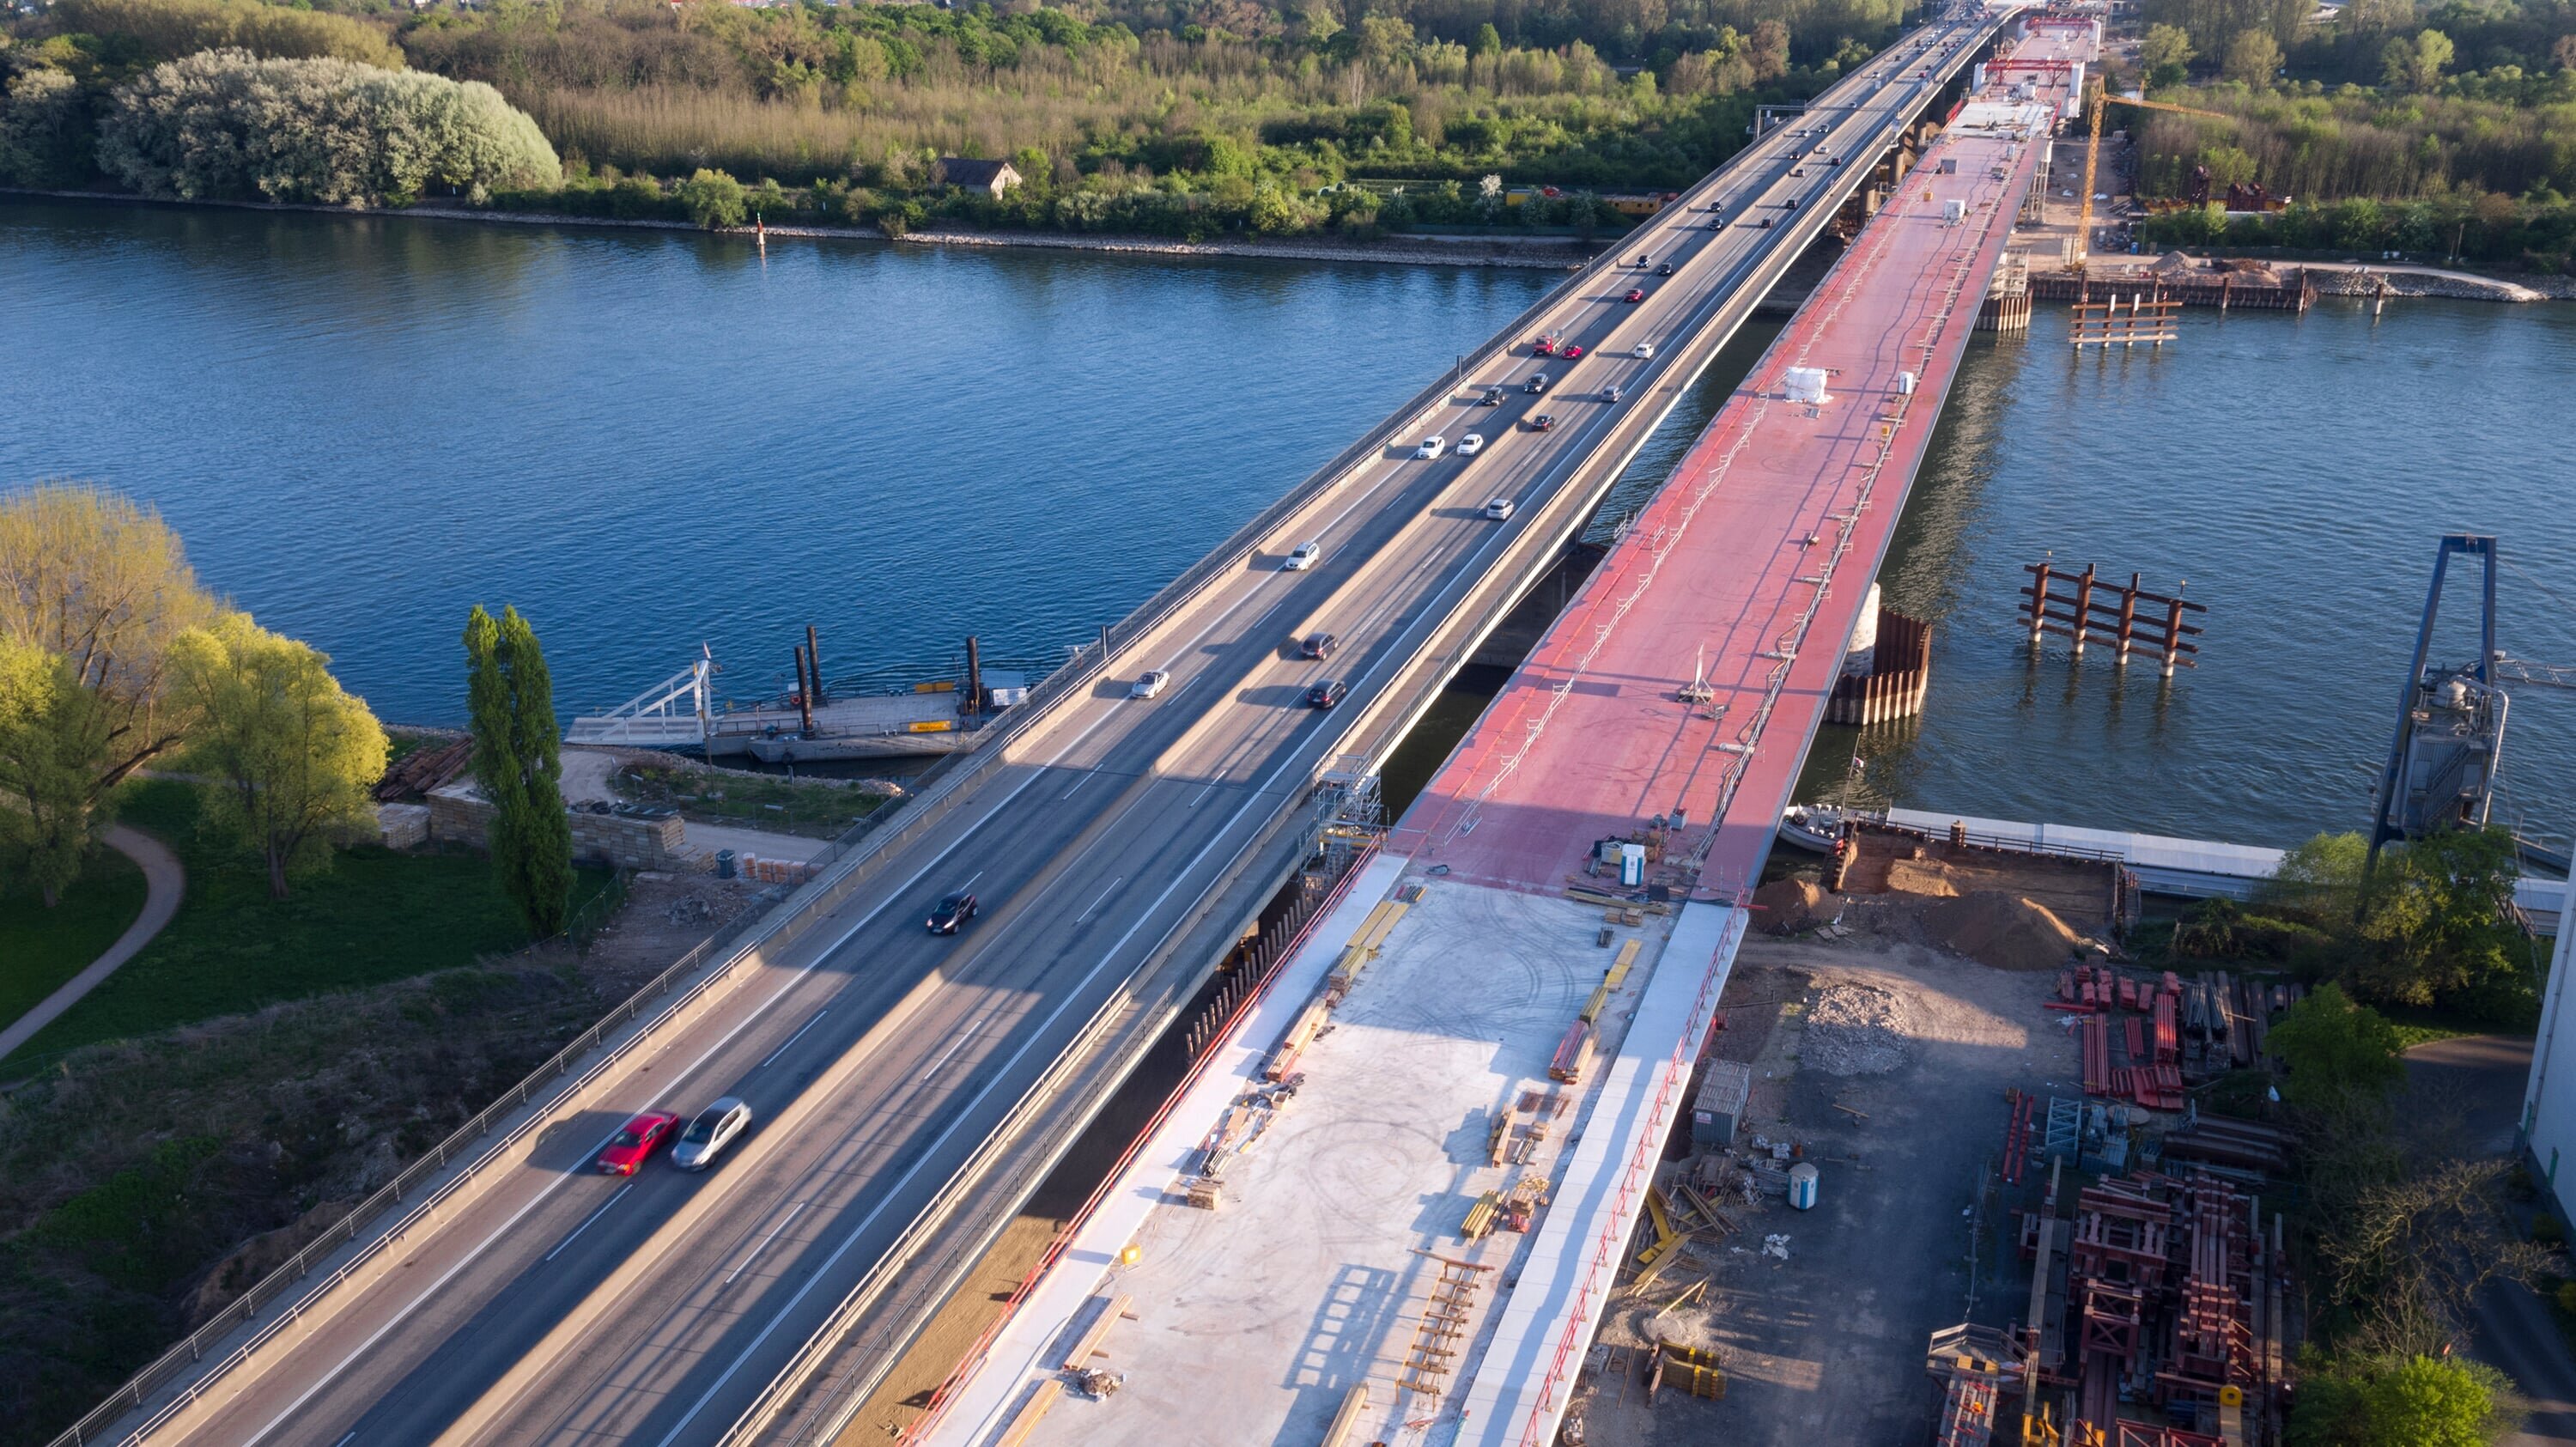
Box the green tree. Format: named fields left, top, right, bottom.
left=2262, top=830, right=2367, bottom=921
left=2142, top=23, right=2197, bottom=86
left=1472, top=21, right=1503, bottom=57
left=1357, top=15, right=1416, bottom=69
left=0, top=64, right=95, bottom=188
left=2267, top=982, right=2405, bottom=1110
left=465, top=605, right=572, bottom=939
left=2357, top=826, right=2526, bottom=1009
left=2384, top=28, right=2455, bottom=90
left=2224, top=27, right=2283, bottom=86
left=2290, top=1353, right=2517, bottom=1447
left=676, top=168, right=747, bottom=228
left=0, top=639, right=115, bottom=906
left=0, top=484, right=215, bottom=898
left=45, top=0, right=405, bottom=70
left=95, top=49, right=557, bottom=206
left=168, top=611, right=388, bottom=898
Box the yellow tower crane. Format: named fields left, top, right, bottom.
left=2069, top=82, right=2233, bottom=271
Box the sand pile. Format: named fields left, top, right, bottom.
left=1802, top=982, right=1913, bottom=1074
left=1927, top=891, right=2084, bottom=972
left=1752, top=877, right=1828, bottom=934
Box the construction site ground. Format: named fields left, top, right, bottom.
left=1576, top=921, right=2078, bottom=1446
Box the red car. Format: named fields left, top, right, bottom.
left=597, top=1111, right=679, bottom=1176
left=1562, top=344, right=1586, bottom=361
left=1624, top=288, right=1646, bottom=303
left=1532, top=335, right=1558, bottom=356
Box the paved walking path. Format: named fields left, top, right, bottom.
left=0, top=825, right=185, bottom=1062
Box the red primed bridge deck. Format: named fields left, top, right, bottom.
left=1397, top=27, right=2087, bottom=898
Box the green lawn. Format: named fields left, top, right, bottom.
left=4, top=781, right=611, bottom=1067
left=0, top=847, right=147, bottom=1029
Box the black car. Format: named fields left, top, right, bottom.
left=927, top=891, right=978, bottom=933
left=1524, top=373, right=1549, bottom=394
left=1656, top=263, right=1675, bottom=277
left=1305, top=679, right=1347, bottom=709
left=1528, top=413, right=1557, bottom=432
left=1301, top=631, right=1339, bottom=660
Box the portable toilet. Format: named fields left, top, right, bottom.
left=1788, top=1162, right=1820, bottom=1210
left=1942, top=198, right=1967, bottom=225
left=1619, top=842, right=1647, bottom=887
left=1897, top=370, right=1919, bottom=396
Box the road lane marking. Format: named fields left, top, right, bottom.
left=923, top=1018, right=987, bottom=1078
left=234, top=1122, right=629, bottom=1447
left=758, top=1010, right=830, bottom=1069
left=332, top=1434, right=356, bottom=1447
left=1074, top=879, right=1124, bottom=925
left=723, top=1202, right=808, bottom=1286
left=545, top=1184, right=635, bottom=1264
left=1058, top=772, right=1092, bottom=799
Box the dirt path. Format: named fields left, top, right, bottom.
left=0, top=826, right=184, bottom=1061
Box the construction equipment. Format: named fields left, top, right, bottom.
left=2069, top=83, right=2232, bottom=271
left=2365, top=533, right=2575, bottom=882
left=2366, top=535, right=2504, bottom=883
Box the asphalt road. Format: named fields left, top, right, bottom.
left=124, top=17, right=2009, bottom=1447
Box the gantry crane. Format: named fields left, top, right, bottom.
left=2068, top=81, right=2233, bottom=271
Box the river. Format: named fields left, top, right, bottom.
left=6, top=198, right=2572, bottom=854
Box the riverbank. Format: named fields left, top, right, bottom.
left=2, top=187, right=1604, bottom=271
left=2086, top=251, right=2575, bottom=303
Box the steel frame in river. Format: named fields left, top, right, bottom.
left=72, top=15, right=2014, bottom=1447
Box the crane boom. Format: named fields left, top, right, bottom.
left=2069, top=82, right=2234, bottom=271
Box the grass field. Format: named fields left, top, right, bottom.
left=3, top=781, right=612, bottom=1067
left=0, top=847, right=147, bottom=1031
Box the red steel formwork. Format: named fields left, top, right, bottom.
left=2065, top=1172, right=2277, bottom=1442
left=1388, top=26, right=2089, bottom=900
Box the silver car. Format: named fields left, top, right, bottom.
left=672, top=1097, right=752, bottom=1171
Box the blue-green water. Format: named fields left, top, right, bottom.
left=5, top=198, right=2571, bottom=851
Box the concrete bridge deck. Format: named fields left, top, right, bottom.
left=917, top=12, right=2088, bottom=1447
left=59, top=15, right=2020, bottom=1447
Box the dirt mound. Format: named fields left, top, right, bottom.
left=1752, top=876, right=1827, bottom=934
left=1802, top=982, right=1913, bottom=1074
left=1883, top=856, right=1959, bottom=898
left=1927, top=891, right=2084, bottom=972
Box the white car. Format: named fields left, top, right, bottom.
left=671, top=1097, right=752, bottom=1171
left=1131, top=669, right=1170, bottom=698
left=1284, top=541, right=1322, bottom=571
left=1601, top=385, right=1622, bottom=403
left=1415, top=435, right=1447, bottom=459
left=1482, top=497, right=1516, bottom=520
left=1633, top=342, right=1656, bottom=360
left=1456, top=434, right=1485, bottom=458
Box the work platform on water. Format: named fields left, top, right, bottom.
left=921, top=11, right=2092, bottom=1447
left=562, top=648, right=1032, bottom=762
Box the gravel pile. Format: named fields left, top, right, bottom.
left=1801, top=982, right=1914, bottom=1075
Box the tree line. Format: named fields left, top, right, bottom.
left=0, top=484, right=579, bottom=940
left=6, top=0, right=1905, bottom=234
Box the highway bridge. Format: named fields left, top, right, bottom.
left=64, top=13, right=2022, bottom=1447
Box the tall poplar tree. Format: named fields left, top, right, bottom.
left=465, top=604, right=572, bottom=938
